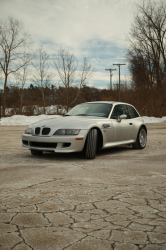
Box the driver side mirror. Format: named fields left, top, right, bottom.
left=117, top=114, right=127, bottom=122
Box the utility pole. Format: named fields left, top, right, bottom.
left=0, top=90, right=2, bottom=120
left=105, top=68, right=116, bottom=90
left=113, top=63, right=126, bottom=102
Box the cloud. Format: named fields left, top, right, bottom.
left=0, top=0, right=136, bottom=50
left=0, top=0, right=143, bottom=88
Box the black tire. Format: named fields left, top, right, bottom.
left=31, top=150, right=43, bottom=155
left=132, top=127, right=147, bottom=149
left=84, top=129, right=98, bottom=159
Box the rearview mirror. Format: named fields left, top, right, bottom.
left=117, top=114, right=127, bottom=122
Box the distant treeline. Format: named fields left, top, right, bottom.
left=1, top=83, right=166, bottom=117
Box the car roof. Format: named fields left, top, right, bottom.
left=86, top=101, right=132, bottom=106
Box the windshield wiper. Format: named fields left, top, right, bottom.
left=64, top=114, right=71, bottom=116
left=76, top=114, right=88, bottom=116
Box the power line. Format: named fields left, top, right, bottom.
left=113, top=63, right=126, bottom=102
left=105, top=68, right=116, bottom=90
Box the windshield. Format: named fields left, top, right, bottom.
left=65, top=103, right=112, bottom=118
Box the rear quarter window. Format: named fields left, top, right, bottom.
left=127, top=105, right=139, bottom=119
left=111, top=104, right=129, bottom=119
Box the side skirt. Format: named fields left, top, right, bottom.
left=103, top=139, right=135, bottom=149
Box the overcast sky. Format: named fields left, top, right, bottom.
left=0, top=0, right=153, bottom=89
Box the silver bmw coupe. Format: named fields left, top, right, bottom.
left=22, top=101, right=147, bottom=159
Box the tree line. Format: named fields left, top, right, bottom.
left=3, top=81, right=165, bottom=117
left=1, top=0, right=166, bottom=118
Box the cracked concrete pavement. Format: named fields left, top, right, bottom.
left=0, top=123, right=166, bottom=250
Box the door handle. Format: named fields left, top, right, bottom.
left=129, top=123, right=133, bottom=125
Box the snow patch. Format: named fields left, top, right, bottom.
left=0, top=115, right=61, bottom=126
left=0, top=115, right=166, bottom=126
left=143, top=116, right=166, bottom=123
left=4, top=105, right=66, bottom=116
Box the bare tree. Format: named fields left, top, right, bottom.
left=14, top=54, right=31, bottom=114
left=53, top=48, right=94, bottom=112
left=0, top=16, right=32, bottom=116
left=126, top=0, right=166, bottom=91
left=31, top=46, right=53, bottom=114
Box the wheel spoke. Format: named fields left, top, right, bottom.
left=139, top=129, right=146, bottom=147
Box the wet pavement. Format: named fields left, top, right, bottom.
left=0, top=123, right=166, bottom=250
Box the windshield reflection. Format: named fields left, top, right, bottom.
left=65, top=103, right=112, bottom=118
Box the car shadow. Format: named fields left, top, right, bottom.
left=25, top=145, right=133, bottom=162
left=98, top=145, right=133, bottom=156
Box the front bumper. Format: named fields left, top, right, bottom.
left=22, top=129, right=88, bottom=153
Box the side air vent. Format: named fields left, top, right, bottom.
left=63, top=143, right=71, bottom=147
left=30, top=142, right=57, bottom=148
left=35, top=127, right=40, bottom=135
left=22, top=140, right=28, bottom=146
left=42, top=127, right=51, bottom=135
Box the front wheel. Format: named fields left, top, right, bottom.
left=84, top=129, right=98, bottom=159
left=31, top=150, right=43, bottom=155
left=132, top=127, right=147, bottom=149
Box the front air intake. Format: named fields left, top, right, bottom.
left=35, top=127, right=40, bottom=135
left=42, top=127, right=51, bottom=135
left=30, top=142, right=57, bottom=148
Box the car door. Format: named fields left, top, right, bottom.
left=110, top=104, right=133, bottom=142
left=126, top=105, right=140, bottom=139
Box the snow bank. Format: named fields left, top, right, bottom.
left=0, top=115, right=166, bottom=126
left=143, top=116, right=166, bottom=123
left=5, top=105, right=66, bottom=116
left=33, top=105, right=66, bottom=115
left=0, top=115, right=61, bottom=126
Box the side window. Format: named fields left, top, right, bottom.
left=127, top=105, right=139, bottom=119
left=111, top=105, right=129, bottom=119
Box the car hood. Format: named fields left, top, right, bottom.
left=29, top=116, right=107, bottom=134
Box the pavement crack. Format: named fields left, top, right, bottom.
left=102, top=209, right=110, bottom=215
left=146, top=232, right=152, bottom=244
left=35, top=204, right=38, bottom=211
left=62, top=235, right=88, bottom=250
left=111, top=242, right=115, bottom=250
left=10, top=213, right=18, bottom=223
left=11, top=240, right=23, bottom=250
left=17, top=225, right=35, bottom=250
left=92, top=202, right=97, bottom=209
left=43, top=213, right=52, bottom=225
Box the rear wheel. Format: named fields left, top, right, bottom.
left=84, top=129, right=98, bottom=159
left=132, top=127, right=147, bottom=149
left=31, top=150, right=43, bottom=155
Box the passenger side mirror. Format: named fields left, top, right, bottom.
left=117, top=114, right=127, bottom=122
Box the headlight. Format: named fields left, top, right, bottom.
left=53, top=129, right=81, bottom=135
left=25, top=128, right=32, bottom=134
